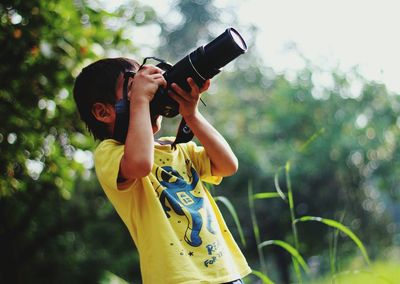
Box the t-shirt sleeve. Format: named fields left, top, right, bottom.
left=94, top=139, right=125, bottom=191
left=184, top=141, right=223, bottom=185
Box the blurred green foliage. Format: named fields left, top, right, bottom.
left=0, top=0, right=153, bottom=282
left=310, top=259, right=400, bottom=284
left=1, top=0, right=399, bottom=283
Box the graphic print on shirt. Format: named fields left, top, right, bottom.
left=155, top=165, right=216, bottom=247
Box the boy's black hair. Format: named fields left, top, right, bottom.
left=73, top=57, right=140, bottom=140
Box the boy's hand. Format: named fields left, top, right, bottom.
left=119, top=65, right=166, bottom=183
left=129, top=65, right=167, bottom=103
left=169, top=77, right=237, bottom=177
left=169, top=78, right=210, bottom=118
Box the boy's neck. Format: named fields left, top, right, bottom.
left=155, top=138, right=173, bottom=145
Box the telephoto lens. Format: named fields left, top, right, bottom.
left=150, top=27, right=247, bottom=118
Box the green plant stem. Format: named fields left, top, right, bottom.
left=294, top=216, right=371, bottom=265
left=286, top=161, right=299, bottom=250
left=248, top=181, right=267, bottom=274
left=285, top=161, right=302, bottom=283
left=330, top=212, right=345, bottom=282
left=214, top=196, right=246, bottom=247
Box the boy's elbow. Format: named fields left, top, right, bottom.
left=121, top=157, right=153, bottom=180
left=229, top=157, right=239, bottom=175
left=213, top=157, right=239, bottom=177
left=222, top=164, right=239, bottom=177
left=134, top=161, right=153, bottom=178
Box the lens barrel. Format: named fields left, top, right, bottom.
left=203, top=27, right=247, bottom=70
left=150, top=27, right=247, bottom=118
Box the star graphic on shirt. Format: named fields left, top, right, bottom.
left=188, top=251, right=194, bottom=256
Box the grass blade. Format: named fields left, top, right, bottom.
left=274, top=168, right=287, bottom=201
left=253, top=192, right=282, bottom=200
left=292, top=259, right=303, bottom=284
left=298, top=127, right=326, bottom=153
left=251, top=269, right=275, bottom=284
left=248, top=181, right=260, bottom=245
left=285, top=162, right=295, bottom=213
left=214, top=196, right=246, bottom=247
left=295, top=216, right=371, bottom=265
left=248, top=181, right=267, bottom=274
left=330, top=212, right=345, bottom=278
left=258, top=240, right=311, bottom=274
left=101, top=271, right=129, bottom=284
left=285, top=162, right=299, bottom=248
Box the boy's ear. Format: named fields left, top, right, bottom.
left=92, top=103, right=114, bottom=123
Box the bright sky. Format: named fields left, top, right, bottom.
left=236, top=0, right=400, bottom=94
left=108, top=0, right=400, bottom=93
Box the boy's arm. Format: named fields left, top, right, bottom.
left=119, top=66, right=166, bottom=181
left=169, top=78, right=238, bottom=177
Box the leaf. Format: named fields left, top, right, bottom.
left=258, top=240, right=311, bottom=274
left=248, top=181, right=260, bottom=244
left=100, top=271, right=129, bottom=284
left=298, top=127, right=326, bottom=153
left=274, top=168, right=287, bottom=201
left=214, top=196, right=246, bottom=247
left=285, top=161, right=295, bottom=211
left=250, top=269, right=275, bottom=284
left=248, top=181, right=267, bottom=273
left=253, top=192, right=282, bottom=200
left=294, top=216, right=371, bottom=265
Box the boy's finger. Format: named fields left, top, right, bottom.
left=140, top=65, right=163, bottom=75
left=170, top=82, right=188, bottom=98
left=187, top=78, right=199, bottom=94
left=168, top=89, right=185, bottom=104
left=155, top=77, right=167, bottom=88
left=151, top=74, right=167, bottom=87
left=199, top=79, right=211, bottom=93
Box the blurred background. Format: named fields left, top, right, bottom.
left=1, top=0, right=399, bottom=283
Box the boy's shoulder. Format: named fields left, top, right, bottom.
left=95, top=138, right=122, bottom=152
left=94, top=137, right=199, bottom=157
left=94, top=139, right=124, bottom=164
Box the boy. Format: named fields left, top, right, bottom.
left=73, top=57, right=251, bottom=283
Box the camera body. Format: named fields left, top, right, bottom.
left=150, top=27, right=247, bottom=118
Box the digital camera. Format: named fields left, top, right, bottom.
left=150, top=27, right=248, bottom=118
left=113, top=27, right=247, bottom=143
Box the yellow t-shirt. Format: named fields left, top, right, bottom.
left=94, top=138, right=251, bottom=284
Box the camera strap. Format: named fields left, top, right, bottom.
left=114, top=57, right=198, bottom=147
left=113, top=70, right=136, bottom=143
left=171, top=118, right=194, bottom=149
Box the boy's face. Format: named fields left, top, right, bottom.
left=114, top=73, right=162, bottom=134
